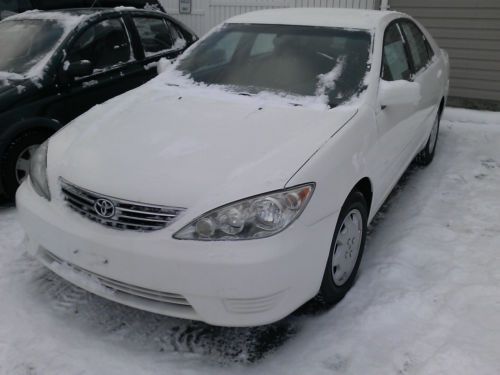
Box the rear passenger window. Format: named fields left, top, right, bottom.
left=133, top=17, right=173, bottom=56
left=400, top=21, right=431, bottom=72
left=382, top=23, right=411, bottom=81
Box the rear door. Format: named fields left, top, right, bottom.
left=59, top=15, right=146, bottom=123
left=130, top=14, right=189, bottom=81
left=399, top=19, right=442, bottom=145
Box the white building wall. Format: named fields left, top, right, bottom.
left=162, top=0, right=380, bottom=36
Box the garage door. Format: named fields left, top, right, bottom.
left=389, top=0, right=500, bottom=102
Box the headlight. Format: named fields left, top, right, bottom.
left=29, top=140, right=51, bottom=200
left=173, top=184, right=314, bottom=241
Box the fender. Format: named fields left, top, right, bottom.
left=0, top=117, right=61, bottom=147
left=0, top=117, right=61, bottom=193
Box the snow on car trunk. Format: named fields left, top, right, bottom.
left=1, top=108, right=500, bottom=373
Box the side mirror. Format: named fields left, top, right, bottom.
left=378, top=79, right=421, bottom=108
left=62, top=60, right=93, bottom=81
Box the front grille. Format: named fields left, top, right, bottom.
left=40, top=249, right=192, bottom=308
left=60, top=179, right=185, bottom=232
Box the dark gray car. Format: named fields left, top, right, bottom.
left=0, top=8, right=197, bottom=199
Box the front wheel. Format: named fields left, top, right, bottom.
left=318, top=191, right=368, bottom=305
left=0, top=130, right=52, bottom=200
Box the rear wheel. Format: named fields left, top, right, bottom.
left=318, top=191, right=368, bottom=305
left=0, top=130, right=52, bottom=200
left=416, top=111, right=441, bottom=166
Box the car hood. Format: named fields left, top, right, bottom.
left=50, top=86, right=357, bottom=212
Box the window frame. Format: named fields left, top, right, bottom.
left=130, top=15, right=189, bottom=60
left=398, top=19, right=434, bottom=75
left=132, top=15, right=174, bottom=58
left=165, top=19, right=187, bottom=50
left=65, top=15, right=135, bottom=80
left=380, top=19, right=414, bottom=82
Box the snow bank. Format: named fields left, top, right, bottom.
left=443, top=107, right=500, bottom=125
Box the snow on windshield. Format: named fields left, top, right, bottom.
left=153, top=62, right=334, bottom=110
left=0, top=11, right=85, bottom=82
left=161, top=23, right=372, bottom=110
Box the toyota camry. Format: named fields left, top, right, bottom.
left=17, top=8, right=449, bottom=327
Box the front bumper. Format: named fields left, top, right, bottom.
left=16, top=181, right=336, bottom=327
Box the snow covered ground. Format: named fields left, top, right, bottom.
left=1, top=107, right=500, bottom=375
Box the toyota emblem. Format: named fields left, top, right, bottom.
left=94, top=198, right=116, bottom=218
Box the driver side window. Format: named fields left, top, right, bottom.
left=67, top=18, right=132, bottom=74
left=382, top=23, right=411, bottom=81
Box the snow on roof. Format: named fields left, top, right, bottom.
left=226, top=8, right=397, bottom=30
left=6, top=9, right=88, bottom=26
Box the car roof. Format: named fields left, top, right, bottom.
left=226, top=8, right=399, bottom=30
left=24, top=0, right=164, bottom=12
left=6, top=7, right=165, bottom=22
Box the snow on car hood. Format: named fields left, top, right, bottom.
left=50, top=84, right=357, bottom=211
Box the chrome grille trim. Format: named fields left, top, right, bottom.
left=60, top=178, right=185, bottom=232
left=41, top=249, right=191, bottom=307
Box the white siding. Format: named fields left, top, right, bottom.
left=162, top=0, right=378, bottom=36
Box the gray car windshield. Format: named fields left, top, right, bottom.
left=0, top=19, right=65, bottom=75
left=176, top=24, right=372, bottom=106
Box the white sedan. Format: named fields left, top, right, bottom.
left=17, top=8, right=449, bottom=327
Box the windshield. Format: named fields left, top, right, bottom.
left=176, top=24, right=372, bottom=106
left=0, top=19, right=65, bottom=75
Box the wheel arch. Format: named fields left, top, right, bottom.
left=351, top=177, right=373, bottom=217
left=439, top=97, right=445, bottom=116
left=0, top=118, right=60, bottom=194
left=0, top=117, right=60, bottom=150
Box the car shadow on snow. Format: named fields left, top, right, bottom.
left=22, top=164, right=423, bottom=365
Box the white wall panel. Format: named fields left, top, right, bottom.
left=161, top=0, right=377, bottom=36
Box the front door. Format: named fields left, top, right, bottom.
left=373, top=21, right=418, bottom=206
left=58, top=16, right=146, bottom=123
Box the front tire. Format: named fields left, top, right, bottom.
left=318, top=191, right=368, bottom=305
left=0, top=130, right=51, bottom=200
